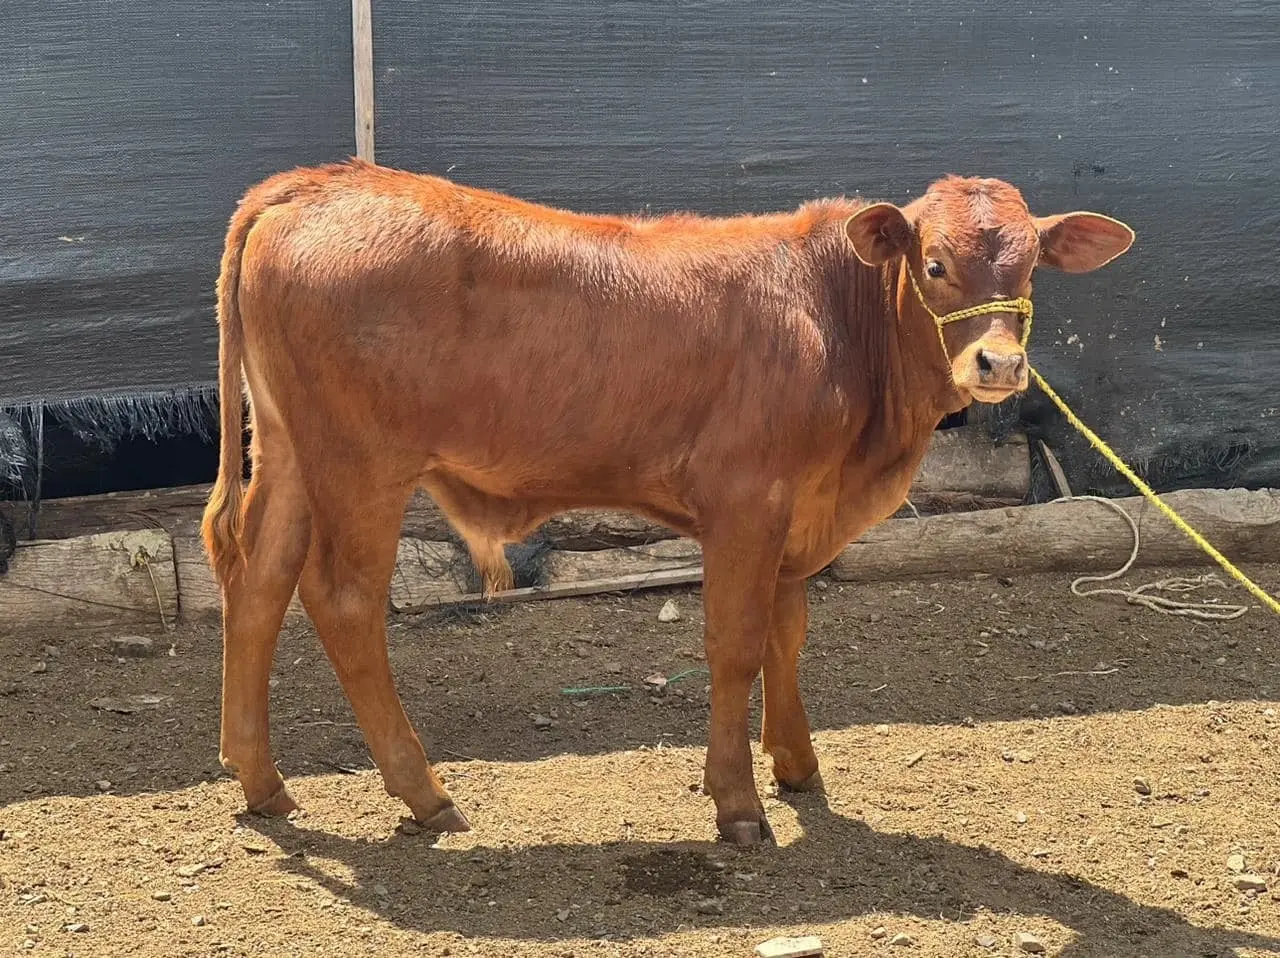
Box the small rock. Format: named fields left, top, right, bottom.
left=694, top=897, right=723, bottom=915
left=175, top=860, right=221, bottom=878
left=372, top=884, right=388, bottom=898
left=43, top=645, right=61, bottom=658
left=875, top=725, right=890, bottom=737
left=64, top=923, right=89, bottom=933
left=555, top=908, right=570, bottom=922
left=1015, top=931, right=1046, bottom=953
left=643, top=673, right=668, bottom=693
left=31, top=662, right=47, bottom=675
left=754, top=935, right=823, bottom=958
left=95, top=780, right=112, bottom=792
left=1228, top=853, right=1246, bottom=873
left=531, top=714, right=553, bottom=729
left=868, top=611, right=884, bottom=624
left=21, top=940, right=35, bottom=951
left=1134, top=777, right=1152, bottom=796
left=975, top=934, right=999, bottom=950
left=89, top=694, right=167, bottom=714
left=1031, top=849, right=1049, bottom=859
left=192, top=915, right=207, bottom=927
left=888, top=933, right=914, bottom=947
left=814, top=579, right=830, bottom=592
left=1234, top=874, right=1268, bottom=893
left=1014, top=811, right=1028, bottom=824
left=658, top=600, right=682, bottom=623
left=151, top=891, right=172, bottom=902
left=111, top=635, right=156, bottom=658
left=870, top=927, right=887, bottom=940
left=904, top=751, right=925, bottom=768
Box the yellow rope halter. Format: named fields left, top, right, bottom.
left=904, top=263, right=1034, bottom=355
left=904, top=259, right=1280, bottom=616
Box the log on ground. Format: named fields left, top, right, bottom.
left=171, top=536, right=306, bottom=623
left=0, top=529, right=177, bottom=631
left=911, top=425, right=1028, bottom=499
left=829, top=487, right=1280, bottom=583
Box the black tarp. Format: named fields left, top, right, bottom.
left=0, top=1, right=352, bottom=479
left=374, top=0, right=1280, bottom=496
left=3, top=1, right=1279, bottom=498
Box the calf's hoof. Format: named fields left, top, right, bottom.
left=718, top=815, right=776, bottom=846
left=417, top=804, right=472, bottom=834
left=777, top=769, right=825, bottom=794
left=249, top=784, right=299, bottom=817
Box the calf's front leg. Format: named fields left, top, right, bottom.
left=698, top=492, right=790, bottom=845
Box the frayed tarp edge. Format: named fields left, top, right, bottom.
left=0, top=383, right=219, bottom=489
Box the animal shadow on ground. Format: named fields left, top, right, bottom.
left=242, top=790, right=1280, bottom=958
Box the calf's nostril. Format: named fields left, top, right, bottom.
left=977, top=351, right=994, bottom=375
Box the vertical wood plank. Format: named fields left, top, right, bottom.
left=351, top=0, right=375, bottom=161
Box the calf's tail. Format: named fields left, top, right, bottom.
left=201, top=197, right=264, bottom=587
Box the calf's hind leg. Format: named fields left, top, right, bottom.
left=761, top=577, right=822, bottom=791
left=219, top=442, right=312, bottom=815
left=297, top=486, right=469, bottom=832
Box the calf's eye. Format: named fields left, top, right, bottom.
left=926, top=260, right=946, bottom=279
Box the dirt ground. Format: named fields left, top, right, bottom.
left=4, top=564, right=1280, bottom=957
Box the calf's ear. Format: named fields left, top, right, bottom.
left=845, top=203, right=912, bottom=266
left=1034, top=211, right=1135, bottom=273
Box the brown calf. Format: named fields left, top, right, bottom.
left=203, top=161, right=1133, bottom=844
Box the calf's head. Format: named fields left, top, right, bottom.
left=844, top=176, right=1135, bottom=405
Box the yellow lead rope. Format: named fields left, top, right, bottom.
left=1029, top=367, right=1280, bottom=615
left=906, top=265, right=1280, bottom=616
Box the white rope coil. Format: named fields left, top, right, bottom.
left=1052, top=495, right=1248, bottom=620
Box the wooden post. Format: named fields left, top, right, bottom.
left=352, top=0, right=375, bottom=161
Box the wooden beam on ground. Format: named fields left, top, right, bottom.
left=397, top=566, right=705, bottom=614
left=351, top=0, right=375, bottom=161
left=1038, top=438, right=1074, bottom=499
left=893, top=491, right=1022, bottom=518
left=540, top=538, right=701, bottom=582
left=388, top=539, right=469, bottom=612
left=6, top=487, right=1277, bottom=627
left=912, top=426, right=1028, bottom=499
left=29, top=484, right=211, bottom=540
left=829, top=487, right=1280, bottom=583
left=395, top=488, right=1280, bottom=613
left=394, top=490, right=680, bottom=547
left=0, top=529, right=177, bottom=632
left=171, top=536, right=305, bottom=623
